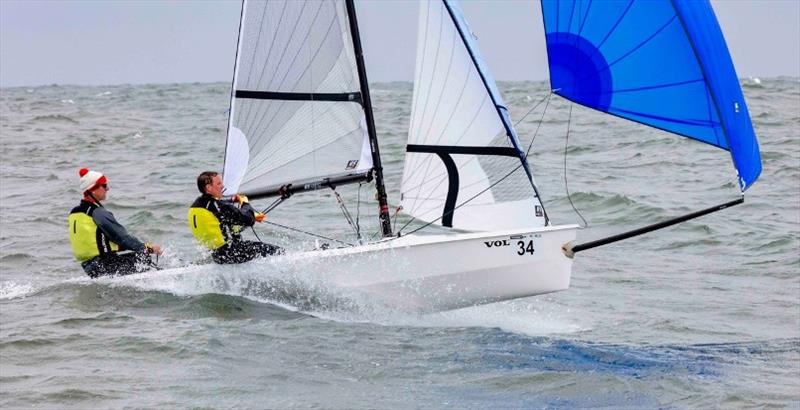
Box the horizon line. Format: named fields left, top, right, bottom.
left=2, top=75, right=795, bottom=90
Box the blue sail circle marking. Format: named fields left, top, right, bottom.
left=546, top=32, right=613, bottom=111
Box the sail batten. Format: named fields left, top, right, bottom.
left=541, top=0, right=761, bottom=190
left=235, top=90, right=362, bottom=103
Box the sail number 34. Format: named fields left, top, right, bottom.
left=516, top=240, right=535, bottom=255
left=484, top=238, right=537, bottom=256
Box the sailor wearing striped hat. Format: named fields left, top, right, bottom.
left=68, top=168, right=162, bottom=278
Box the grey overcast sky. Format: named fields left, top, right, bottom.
left=1, top=0, right=798, bottom=88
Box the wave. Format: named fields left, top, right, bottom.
left=26, top=114, right=79, bottom=124
left=20, top=257, right=584, bottom=336
left=0, top=281, right=37, bottom=300
left=468, top=333, right=799, bottom=379
left=52, top=261, right=369, bottom=317
left=0, top=252, right=37, bottom=263
left=552, top=191, right=665, bottom=217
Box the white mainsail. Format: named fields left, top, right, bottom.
left=223, top=0, right=373, bottom=196
left=400, top=0, right=547, bottom=231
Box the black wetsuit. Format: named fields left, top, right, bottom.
left=190, top=194, right=282, bottom=264
left=70, top=200, right=153, bottom=278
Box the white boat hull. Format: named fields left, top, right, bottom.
left=276, top=224, right=578, bottom=312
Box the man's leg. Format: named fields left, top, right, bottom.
left=250, top=241, right=283, bottom=257
left=83, top=252, right=153, bottom=278
left=212, top=243, right=253, bottom=264
left=211, top=241, right=283, bottom=264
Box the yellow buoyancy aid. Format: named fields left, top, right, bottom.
left=68, top=202, right=119, bottom=262
left=188, top=206, right=226, bottom=250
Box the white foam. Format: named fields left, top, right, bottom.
left=86, top=256, right=587, bottom=337
left=0, top=281, right=37, bottom=300
left=747, top=76, right=762, bottom=85
left=95, top=258, right=332, bottom=312
left=422, top=300, right=587, bottom=336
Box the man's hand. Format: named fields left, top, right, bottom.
left=145, top=243, right=162, bottom=255
left=254, top=212, right=266, bottom=223
left=232, top=194, right=249, bottom=204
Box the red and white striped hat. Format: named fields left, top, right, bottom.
left=79, top=168, right=107, bottom=193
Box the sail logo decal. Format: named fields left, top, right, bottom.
left=346, top=160, right=359, bottom=170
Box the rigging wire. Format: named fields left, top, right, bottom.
left=261, top=220, right=354, bottom=247
left=564, top=103, right=588, bottom=228
left=355, top=182, right=363, bottom=243
left=397, top=162, right=528, bottom=237
left=251, top=186, right=355, bottom=247
left=331, top=187, right=360, bottom=241
left=522, top=92, right=553, bottom=156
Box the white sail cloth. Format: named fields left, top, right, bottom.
left=223, top=0, right=372, bottom=195
left=401, top=0, right=546, bottom=231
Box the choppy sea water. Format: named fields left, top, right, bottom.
left=1, top=79, right=798, bottom=408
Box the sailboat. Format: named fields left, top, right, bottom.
left=216, top=0, right=760, bottom=313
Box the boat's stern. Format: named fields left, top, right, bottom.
left=341, top=224, right=579, bottom=312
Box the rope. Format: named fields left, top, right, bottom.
left=355, top=182, right=363, bottom=242
left=523, top=92, right=553, bottom=156
left=150, top=252, right=160, bottom=269
left=251, top=225, right=266, bottom=244
left=564, top=103, right=588, bottom=227
left=261, top=220, right=354, bottom=247
left=332, top=187, right=360, bottom=240
left=391, top=205, right=402, bottom=234
left=251, top=185, right=355, bottom=247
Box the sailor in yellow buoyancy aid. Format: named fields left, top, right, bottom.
left=68, top=168, right=162, bottom=278
left=189, top=171, right=281, bottom=264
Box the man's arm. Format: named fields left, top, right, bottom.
left=216, top=199, right=257, bottom=227
left=92, top=208, right=146, bottom=252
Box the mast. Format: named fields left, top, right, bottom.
left=345, top=0, right=393, bottom=237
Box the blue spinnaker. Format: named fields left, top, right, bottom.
left=540, top=0, right=761, bottom=190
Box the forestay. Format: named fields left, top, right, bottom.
left=223, top=0, right=373, bottom=197
left=541, top=0, right=761, bottom=190
left=401, top=0, right=547, bottom=231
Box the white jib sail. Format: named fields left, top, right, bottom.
left=223, top=0, right=373, bottom=195
left=401, top=0, right=546, bottom=231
